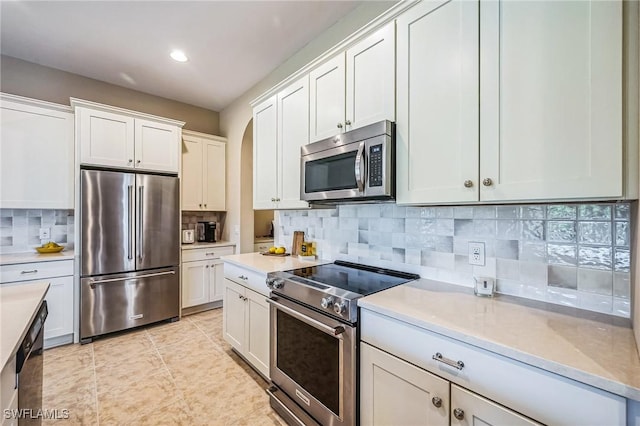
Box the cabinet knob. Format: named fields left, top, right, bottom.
left=337, top=123, right=343, bottom=129
left=271, top=198, right=275, bottom=202
left=204, top=204, right=207, bottom=208
left=464, top=180, right=473, bottom=188
left=136, top=160, right=141, bottom=164
left=205, top=265, right=209, bottom=268
left=431, top=397, right=442, bottom=408
left=345, top=120, right=352, bottom=126
left=276, top=198, right=280, bottom=202
left=128, top=159, right=133, bottom=163
left=453, top=408, right=464, bottom=420
left=199, top=204, right=202, bottom=207
left=482, top=178, right=493, bottom=187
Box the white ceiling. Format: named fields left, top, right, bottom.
left=0, top=1, right=363, bottom=111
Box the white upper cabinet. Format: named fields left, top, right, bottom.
left=73, top=99, right=184, bottom=174
left=479, top=0, right=624, bottom=202
left=134, top=119, right=180, bottom=173
left=278, top=76, right=310, bottom=209
left=396, top=0, right=479, bottom=205
left=253, top=96, right=279, bottom=210
left=0, top=94, right=74, bottom=209
left=346, top=22, right=396, bottom=131
left=253, top=77, right=310, bottom=210
left=181, top=130, right=226, bottom=211
left=309, top=22, right=395, bottom=142
left=309, top=55, right=346, bottom=142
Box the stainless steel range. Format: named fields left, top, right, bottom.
left=265, top=261, right=419, bottom=426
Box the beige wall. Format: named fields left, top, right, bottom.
left=219, top=1, right=396, bottom=249
left=1, top=55, right=219, bottom=134
left=254, top=210, right=274, bottom=238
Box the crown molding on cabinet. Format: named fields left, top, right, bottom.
left=1, top=92, right=72, bottom=114
left=182, top=129, right=227, bottom=143
left=249, top=0, right=417, bottom=108
left=70, top=97, right=185, bottom=128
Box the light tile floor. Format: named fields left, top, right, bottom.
left=42, top=308, right=286, bottom=425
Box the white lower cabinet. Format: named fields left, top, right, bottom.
left=361, top=309, right=626, bottom=426
left=0, top=260, right=74, bottom=348
left=361, top=342, right=538, bottom=426
left=222, top=263, right=270, bottom=379
left=181, top=246, right=233, bottom=309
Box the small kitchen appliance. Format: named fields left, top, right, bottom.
left=196, top=221, right=216, bottom=242
left=182, top=229, right=195, bottom=244
left=266, top=261, right=419, bottom=426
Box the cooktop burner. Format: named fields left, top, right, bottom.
left=288, top=261, right=417, bottom=296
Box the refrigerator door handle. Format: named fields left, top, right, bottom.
left=88, top=270, right=176, bottom=288
left=138, top=185, right=144, bottom=259
left=128, top=185, right=134, bottom=260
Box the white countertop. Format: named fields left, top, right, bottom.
left=0, top=250, right=75, bottom=266
left=0, top=281, right=49, bottom=370
left=221, top=252, right=329, bottom=274
left=181, top=241, right=235, bottom=250
left=358, top=279, right=640, bottom=400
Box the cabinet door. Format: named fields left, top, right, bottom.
left=79, top=107, right=135, bottom=169
left=208, top=262, right=224, bottom=302
left=277, top=76, right=310, bottom=209
left=361, top=342, right=449, bottom=426
left=203, top=140, right=226, bottom=211
left=451, top=384, right=540, bottom=426
left=346, top=22, right=395, bottom=131
left=0, top=99, right=74, bottom=209
left=134, top=119, right=180, bottom=173
left=223, top=278, right=246, bottom=352
left=43, top=276, right=74, bottom=340
left=181, top=260, right=209, bottom=308
left=396, top=0, right=479, bottom=205
left=480, top=1, right=622, bottom=201
left=253, top=96, right=278, bottom=209
left=181, top=137, right=204, bottom=210
left=309, top=54, right=346, bottom=142
left=244, top=287, right=270, bottom=378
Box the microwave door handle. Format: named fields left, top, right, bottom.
left=354, top=141, right=366, bottom=192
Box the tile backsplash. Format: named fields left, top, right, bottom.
left=276, top=203, right=632, bottom=318
left=0, top=209, right=74, bottom=253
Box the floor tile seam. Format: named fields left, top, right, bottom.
left=93, top=348, right=160, bottom=368
left=189, top=316, right=223, bottom=348
left=119, top=394, right=187, bottom=425
left=150, top=335, right=188, bottom=403
left=90, top=344, right=100, bottom=426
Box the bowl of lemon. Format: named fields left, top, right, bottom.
left=36, top=241, right=65, bottom=253
left=262, top=246, right=289, bottom=256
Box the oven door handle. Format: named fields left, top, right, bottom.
left=267, top=298, right=345, bottom=338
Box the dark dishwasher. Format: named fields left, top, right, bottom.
left=16, top=301, right=47, bottom=425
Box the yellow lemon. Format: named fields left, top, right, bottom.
left=275, top=247, right=286, bottom=254
left=268, top=246, right=276, bottom=254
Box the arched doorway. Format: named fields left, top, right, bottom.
left=239, top=119, right=254, bottom=253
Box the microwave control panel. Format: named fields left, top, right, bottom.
left=369, top=144, right=383, bottom=187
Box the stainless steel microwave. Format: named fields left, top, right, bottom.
left=301, top=120, right=395, bottom=203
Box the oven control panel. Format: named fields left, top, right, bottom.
left=318, top=296, right=350, bottom=319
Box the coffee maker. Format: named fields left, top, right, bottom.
left=196, top=221, right=216, bottom=242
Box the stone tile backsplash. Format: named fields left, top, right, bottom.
left=0, top=209, right=74, bottom=253
left=276, top=203, right=632, bottom=318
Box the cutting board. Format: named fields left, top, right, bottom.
left=292, top=231, right=304, bottom=256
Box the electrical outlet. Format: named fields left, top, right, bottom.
left=468, top=241, right=485, bottom=266
left=39, top=227, right=50, bottom=240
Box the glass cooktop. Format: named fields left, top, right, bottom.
left=286, top=261, right=419, bottom=297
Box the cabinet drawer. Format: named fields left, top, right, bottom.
left=181, top=245, right=234, bottom=262
left=361, top=309, right=625, bottom=426
left=223, top=263, right=268, bottom=297
left=0, top=260, right=73, bottom=284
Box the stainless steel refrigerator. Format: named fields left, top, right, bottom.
left=79, top=169, right=180, bottom=343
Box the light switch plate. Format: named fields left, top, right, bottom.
left=468, top=241, right=485, bottom=266
left=39, top=227, right=50, bottom=240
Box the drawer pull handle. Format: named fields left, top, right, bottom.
left=453, top=408, right=464, bottom=420
left=431, top=396, right=442, bottom=408
left=432, top=352, right=464, bottom=370
left=238, top=275, right=248, bottom=280
left=205, top=252, right=216, bottom=256
left=20, top=270, right=38, bottom=274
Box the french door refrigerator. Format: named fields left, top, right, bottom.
left=80, top=169, right=179, bottom=343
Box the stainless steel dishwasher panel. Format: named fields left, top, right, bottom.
left=80, top=266, right=179, bottom=340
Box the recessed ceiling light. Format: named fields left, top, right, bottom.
left=170, top=50, right=188, bottom=62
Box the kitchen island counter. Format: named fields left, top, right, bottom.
left=221, top=252, right=329, bottom=275
left=0, top=281, right=49, bottom=370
